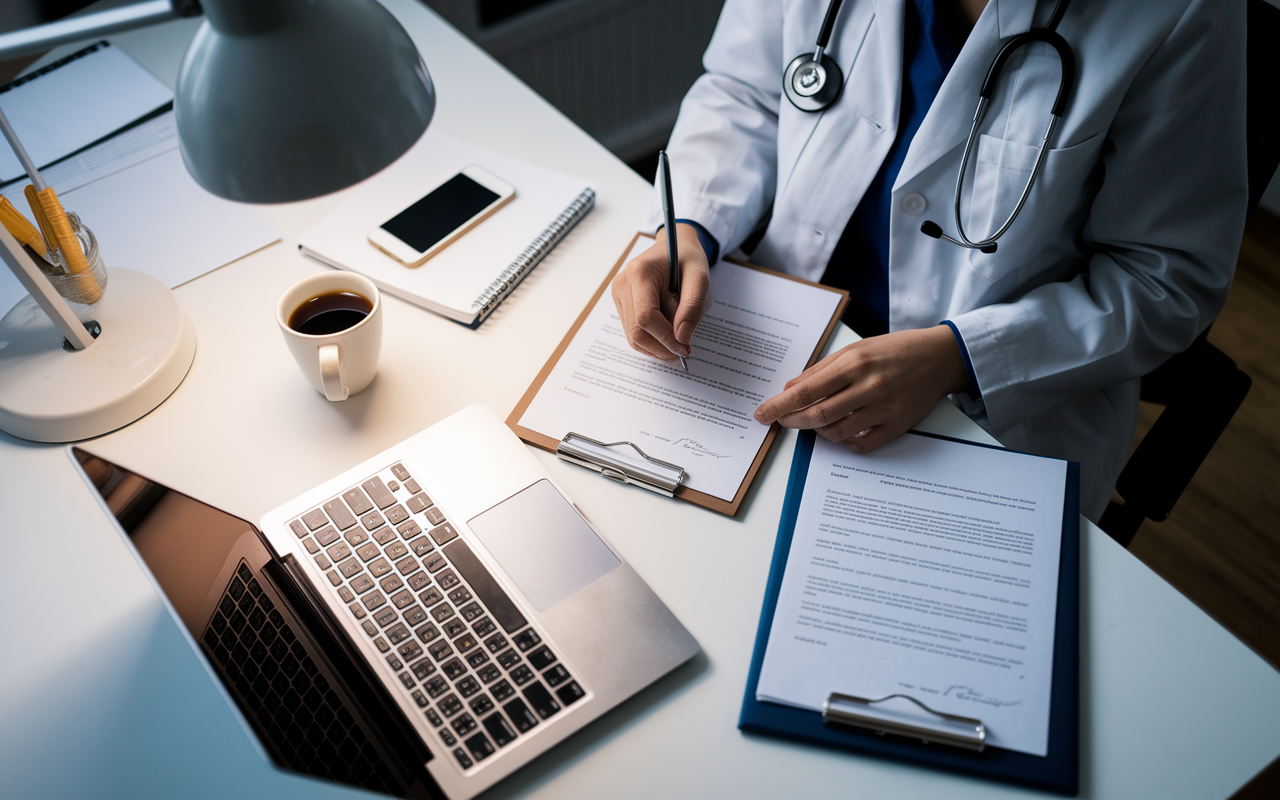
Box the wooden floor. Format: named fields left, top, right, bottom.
left=1124, top=212, right=1280, bottom=799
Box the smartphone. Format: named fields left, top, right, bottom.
left=367, top=166, right=515, bottom=267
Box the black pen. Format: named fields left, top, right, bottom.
left=658, top=150, right=688, bottom=372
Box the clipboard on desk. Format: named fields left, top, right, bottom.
left=740, top=430, right=1080, bottom=795
left=507, top=232, right=847, bottom=516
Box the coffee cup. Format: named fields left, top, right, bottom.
left=277, top=272, right=382, bottom=401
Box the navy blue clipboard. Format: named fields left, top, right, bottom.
left=740, top=430, right=1080, bottom=795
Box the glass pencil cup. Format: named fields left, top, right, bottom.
left=37, top=210, right=108, bottom=322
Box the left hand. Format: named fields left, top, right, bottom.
left=753, top=325, right=970, bottom=452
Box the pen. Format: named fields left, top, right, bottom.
left=658, top=150, right=688, bottom=372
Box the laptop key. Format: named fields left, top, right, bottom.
left=403, top=605, right=428, bottom=626
left=522, top=682, right=562, bottom=720
left=387, top=480, right=400, bottom=493
left=497, top=649, right=521, bottom=670
left=386, top=504, right=409, bottom=525
left=391, top=463, right=410, bottom=481
left=431, top=603, right=456, bottom=623
left=361, top=510, right=384, bottom=531
left=509, top=665, right=534, bottom=686
left=362, top=477, right=397, bottom=509
left=447, top=586, right=472, bottom=605
left=406, top=493, right=429, bottom=514
left=527, top=646, right=557, bottom=671
left=405, top=479, right=422, bottom=495
left=503, top=697, right=538, bottom=733
left=466, top=732, right=496, bottom=763
left=348, top=602, right=366, bottom=619
left=472, top=617, right=497, bottom=639
left=356, top=542, right=380, bottom=562
left=379, top=574, right=404, bottom=594
left=423, top=553, right=447, bottom=573
left=424, top=706, right=442, bottom=727
left=441, top=658, right=467, bottom=681
left=456, top=676, right=480, bottom=698
left=411, top=657, right=437, bottom=680
left=466, top=650, right=490, bottom=669
left=477, top=664, right=501, bottom=684
left=490, top=680, right=516, bottom=702
left=373, top=606, right=397, bottom=627
left=350, top=574, right=375, bottom=594
left=556, top=681, right=585, bottom=707
left=362, top=590, right=387, bottom=611
left=423, top=676, right=449, bottom=698
left=415, top=622, right=440, bottom=644
left=512, top=629, right=541, bottom=652
left=419, top=587, right=444, bottom=607
left=452, top=747, right=471, bottom=769
left=470, top=694, right=494, bottom=717
left=411, top=690, right=429, bottom=708
left=397, top=556, right=420, bottom=577
left=391, top=589, right=416, bottom=609
left=326, top=541, right=351, bottom=562
left=455, top=633, right=478, bottom=654
left=452, top=713, right=477, bottom=736
left=399, top=641, right=424, bottom=662
left=338, top=558, right=363, bottom=579
left=314, top=554, right=332, bottom=570
left=326, top=571, right=342, bottom=587
left=386, top=654, right=402, bottom=670
left=373, top=637, right=390, bottom=653
left=440, top=728, right=457, bottom=747
left=483, top=633, right=508, bottom=654
left=443, top=541, right=529, bottom=634
left=343, top=487, right=374, bottom=515
left=398, top=671, right=416, bottom=690
left=337, top=586, right=355, bottom=603
left=368, top=557, right=392, bottom=578
left=322, top=498, right=358, bottom=530
left=459, top=602, right=485, bottom=623
left=362, top=621, right=378, bottom=637
left=428, top=640, right=453, bottom=662
left=343, top=527, right=368, bottom=547
left=427, top=522, right=456, bottom=547
left=482, top=711, right=517, bottom=748
left=437, top=693, right=463, bottom=717
left=542, top=664, right=569, bottom=687
left=290, top=519, right=309, bottom=538
left=372, top=526, right=397, bottom=546
left=397, top=518, right=422, bottom=538
left=302, top=537, right=320, bottom=555
left=436, top=570, right=460, bottom=591
left=302, top=509, right=328, bottom=530
left=443, top=618, right=467, bottom=638
left=386, top=623, right=411, bottom=645
left=313, top=526, right=339, bottom=547
left=426, top=507, right=447, bottom=526
left=409, top=538, right=434, bottom=559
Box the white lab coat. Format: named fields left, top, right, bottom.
left=646, top=0, right=1248, bottom=520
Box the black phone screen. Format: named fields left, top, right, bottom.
left=380, top=172, right=501, bottom=253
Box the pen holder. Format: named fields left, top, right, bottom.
left=33, top=211, right=107, bottom=322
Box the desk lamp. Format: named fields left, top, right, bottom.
left=0, top=0, right=434, bottom=442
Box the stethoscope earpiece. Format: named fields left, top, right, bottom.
left=783, top=51, right=844, bottom=113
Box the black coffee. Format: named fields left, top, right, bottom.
left=288, top=291, right=372, bottom=336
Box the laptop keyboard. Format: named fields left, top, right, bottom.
left=201, top=562, right=407, bottom=796
left=290, top=462, right=586, bottom=771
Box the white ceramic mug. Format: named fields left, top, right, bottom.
left=276, top=272, right=382, bottom=401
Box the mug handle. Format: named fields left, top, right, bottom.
left=319, top=344, right=349, bottom=402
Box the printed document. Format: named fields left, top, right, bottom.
left=756, top=434, right=1067, bottom=756
left=517, top=240, right=841, bottom=502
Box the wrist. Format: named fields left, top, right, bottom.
left=928, top=324, right=971, bottom=396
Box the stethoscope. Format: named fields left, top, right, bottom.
left=783, top=0, right=1076, bottom=254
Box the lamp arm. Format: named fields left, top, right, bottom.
left=0, top=225, right=94, bottom=349
left=0, top=0, right=203, bottom=62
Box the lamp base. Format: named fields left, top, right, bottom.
left=0, top=268, right=196, bottom=442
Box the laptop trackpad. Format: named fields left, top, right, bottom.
left=468, top=479, right=620, bottom=612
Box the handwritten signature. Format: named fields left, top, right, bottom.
left=671, top=438, right=733, bottom=459
left=943, top=685, right=1023, bottom=708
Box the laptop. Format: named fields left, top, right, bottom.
left=71, top=403, right=699, bottom=800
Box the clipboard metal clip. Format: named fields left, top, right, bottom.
left=822, top=692, right=987, bottom=752
left=557, top=433, right=686, bottom=497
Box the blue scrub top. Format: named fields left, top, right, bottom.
left=820, top=0, right=958, bottom=337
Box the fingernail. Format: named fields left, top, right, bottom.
left=676, top=322, right=692, bottom=343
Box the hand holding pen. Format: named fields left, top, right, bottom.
left=609, top=152, right=711, bottom=368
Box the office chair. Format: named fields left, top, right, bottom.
left=1098, top=0, right=1277, bottom=548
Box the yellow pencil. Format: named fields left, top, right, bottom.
left=27, top=185, right=103, bottom=304
left=0, top=196, right=45, bottom=253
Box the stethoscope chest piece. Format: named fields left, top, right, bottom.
left=784, top=51, right=844, bottom=112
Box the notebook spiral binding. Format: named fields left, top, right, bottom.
left=472, top=187, right=596, bottom=316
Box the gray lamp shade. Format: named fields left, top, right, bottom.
left=174, top=0, right=435, bottom=203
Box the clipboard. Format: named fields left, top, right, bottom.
left=507, top=232, right=848, bottom=516
left=739, top=430, right=1080, bottom=795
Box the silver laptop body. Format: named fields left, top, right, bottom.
left=73, top=403, right=698, bottom=800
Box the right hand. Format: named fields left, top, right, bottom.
left=610, top=223, right=711, bottom=362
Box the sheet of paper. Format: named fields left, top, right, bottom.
left=0, top=42, right=173, bottom=183
left=518, top=239, right=841, bottom=501
left=756, top=434, right=1067, bottom=756
left=0, top=112, right=280, bottom=317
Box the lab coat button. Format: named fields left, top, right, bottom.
left=901, top=193, right=927, bottom=215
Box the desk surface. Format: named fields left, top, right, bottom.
left=2, top=2, right=1279, bottom=798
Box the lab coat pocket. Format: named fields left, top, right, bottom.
left=964, top=132, right=1103, bottom=279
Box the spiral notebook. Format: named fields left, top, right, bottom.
left=299, top=131, right=594, bottom=328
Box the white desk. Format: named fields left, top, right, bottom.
left=2, top=2, right=1279, bottom=798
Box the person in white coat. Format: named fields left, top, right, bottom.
left=611, top=0, right=1247, bottom=520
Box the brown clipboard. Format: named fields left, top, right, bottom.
left=506, top=232, right=848, bottom=516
